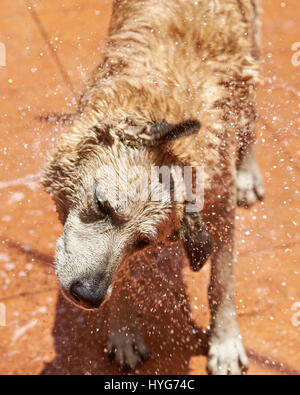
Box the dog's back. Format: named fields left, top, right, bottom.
left=80, top=0, right=260, bottom=188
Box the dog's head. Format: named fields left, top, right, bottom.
left=42, top=119, right=202, bottom=310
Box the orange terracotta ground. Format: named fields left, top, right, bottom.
left=0, top=0, right=299, bottom=375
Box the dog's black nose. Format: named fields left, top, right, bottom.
left=70, top=280, right=104, bottom=309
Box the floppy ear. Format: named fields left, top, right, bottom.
left=124, top=119, right=201, bottom=147
left=179, top=210, right=213, bottom=272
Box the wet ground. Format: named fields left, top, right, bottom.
left=0, top=0, right=299, bottom=375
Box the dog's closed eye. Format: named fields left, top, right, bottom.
left=95, top=184, right=116, bottom=220
left=95, top=184, right=129, bottom=225
left=135, top=238, right=151, bottom=250
left=96, top=199, right=113, bottom=219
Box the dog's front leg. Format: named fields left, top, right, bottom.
left=207, top=190, right=248, bottom=375
left=106, top=285, right=149, bottom=371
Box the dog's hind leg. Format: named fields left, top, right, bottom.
left=235, top=78, right=264, bottom=207
left=236, top=0, right=264, bottom=207
left=236, top=125, right=264, bottom=207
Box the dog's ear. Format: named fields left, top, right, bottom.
left=179, top=210, right=213, bottom=272
left=124, top=119, right=201, bottom=147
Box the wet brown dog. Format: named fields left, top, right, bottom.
left=42, top=0, right=264, bottom=375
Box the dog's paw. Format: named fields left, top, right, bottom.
left=207, top=336, right=249, bottom=375
left=106, top=327, right=149, bottom=371
left=237, top=166, right=264, bottom=207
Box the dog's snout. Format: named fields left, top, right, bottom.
left=70, top=280, right=105, bottom=309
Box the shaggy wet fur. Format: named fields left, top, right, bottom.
left=42, top=0, right=264, bottom=375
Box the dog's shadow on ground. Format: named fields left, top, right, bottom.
left=41, top=243, right=208, bottom=375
